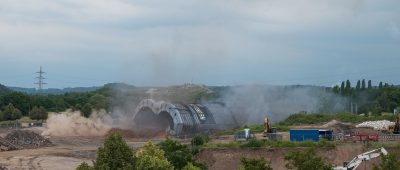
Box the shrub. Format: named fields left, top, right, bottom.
left=76, top=162, right=92, bottom=170
left=239, top=157, right=272, bottom=170
left=2, top=103, right=22, bottom=121
left=182, top=163, right=201, bottom=170
left=373, top=154, right=400, bottom=170
left=192, top=162, right=208, bottom=170
left=158, top=139, right=192, bottom=170
left=29, top=106, right=48, bottom=120
left=192, top=135, right=208, bottom=146
left=243, top=139, right=263, bottom=148
left=93, top=133, right=136, bottom=169
left=81, top=103, right=92, bottom=118
left=136, top=141, right=174, bottom=170
left=284, top=148, right=332, bottom=170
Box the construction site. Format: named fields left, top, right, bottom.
left=0, top=94, right=398, bottom=170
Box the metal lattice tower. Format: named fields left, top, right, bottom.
left=35, top=66, right=47, bottom=91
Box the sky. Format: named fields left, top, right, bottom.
left=0, top=0, right=399, bottom=88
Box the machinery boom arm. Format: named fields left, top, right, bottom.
left=334, top=147, right=388, bottom=170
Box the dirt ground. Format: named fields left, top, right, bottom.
left=201, top=120, right=400, bottom=170
left=0, top=127, right=164, bottom=170
left=0, top=120, right=397, bottom=170
left=195, top=144, right=400, bottom=170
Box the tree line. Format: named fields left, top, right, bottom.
left=0, top=85, right=112, bottom=121
left=331, top=80, right=400, bottom=115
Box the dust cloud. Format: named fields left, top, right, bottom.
left=208, top=85, right=348, bottom=125
left=42, top=110, right=112, bottom=137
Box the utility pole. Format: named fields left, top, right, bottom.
left=35, top=66, right=47, bottom=91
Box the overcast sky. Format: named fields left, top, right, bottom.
left=0, top=0, right=399, bottom=88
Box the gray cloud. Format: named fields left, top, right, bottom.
left=0, top=0, right=399, bottom=88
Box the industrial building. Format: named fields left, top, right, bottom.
left=133, top=99, right=238, bottom=137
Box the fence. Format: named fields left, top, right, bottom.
left=0, top=121, right=21, bottom=129
left=379, top=134, right=400, bottom=141
left=335, top=133, right=400, bottom=142
left=0, top=121, right=44, bottom=129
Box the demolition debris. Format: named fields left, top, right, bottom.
left=355, top=120, right=395, bottom=130
left=0, top=130, right=52, bottom=151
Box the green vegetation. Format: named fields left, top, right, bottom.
left=239, top=157, right=273, bottom=170
left=0, top=103, right=22, bottom=121
left=284, top=148, right=332, bottom=170
left=366, top=142, right=400, bottom=149
left=191, top=135, right=209, bottom=147
left=191, top=135, right=210, bottom=156
left=205, top=139, right=335, bottom=148
left=93, top=133, right=136, bottom=169
left=76, top=162, right=92, bottom=170
left=278, top=112, right=396, bottom=126
left=373, top=154, right=400, bottom=170
left=136, top=141, right=174, bottom=170
left=182, top=163, right=201, bottom=170
left=29, top=106, right=48, bottom=120
left=158, top=139, right=193, bottom=170
left=219, top=111, right=393, bottom=136
left=77, top=134, right=207, bottom=170
left=332, top=80, right=400, bottom=115
left=0, top=83, right=218, bottom=121
left=218, top=124, right=289, bottom=136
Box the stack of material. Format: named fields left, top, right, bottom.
left=356, top=120, right=395, bottom=130
left=0, top=137, right=18, bottom=151
left=5, top=130, right=53, bottom=149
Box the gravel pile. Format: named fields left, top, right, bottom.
left=355, top=120, right=395, bottom=130
left=4, top=130, right=53, bottom=149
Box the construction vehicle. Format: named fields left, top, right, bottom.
left=264, top=116, right=273, bottom=137
left=262, top=116, right=281, bottom=140
left=333, top=147, right=388, bottom=170
left=388, top=115, right=400, bottom=134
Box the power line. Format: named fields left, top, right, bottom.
left=34, top=66, right=47, bottom=91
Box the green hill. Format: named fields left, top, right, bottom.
left=0, top=84, right=12, bottom=96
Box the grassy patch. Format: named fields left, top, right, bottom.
left=365, top=142, right=400, bottom=149
left=205, top=142, right=242, bottom=148
left=278, top=112, right=397, bottom=126
left=217, top=124, right=290, bottom=136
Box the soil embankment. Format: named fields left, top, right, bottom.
left=195, top=144, right=400, bottom=170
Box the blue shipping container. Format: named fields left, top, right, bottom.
left=290, top=129, right=320, bottom=141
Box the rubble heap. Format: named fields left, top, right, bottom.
left=355, top=120, right=395, bottom=130
left=4, top=130, right=53, bottom=149
left=0, top=137, right=18, bottom=151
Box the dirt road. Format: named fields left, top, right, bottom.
left=0, top=128, right=161, bottom=170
